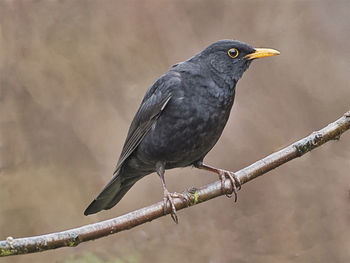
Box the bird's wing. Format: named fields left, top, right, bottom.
left=114, top=74, right=180, bottom=173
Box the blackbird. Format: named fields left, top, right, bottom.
left=84, top=40, right=279, bottom=222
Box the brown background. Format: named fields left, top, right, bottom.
left=1, top=0, right=350, bottom=262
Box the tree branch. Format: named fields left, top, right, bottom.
left=1, top=111, right=350, bottom=257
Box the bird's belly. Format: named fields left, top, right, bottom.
left=136, top=100, right=231, bottom=169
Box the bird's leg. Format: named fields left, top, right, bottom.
left=156, top=162, right=189, bottom=224
left=194, top=161, right=241, bottom=201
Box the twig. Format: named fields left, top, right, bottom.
left=1, top=110, right=350, bottom=257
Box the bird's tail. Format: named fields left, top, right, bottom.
left=84, top=169, right=141, bottom=216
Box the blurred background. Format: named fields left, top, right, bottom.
left=1, top=0, right=350, bottom=262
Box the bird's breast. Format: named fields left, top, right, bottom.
left=137, top=82, right=235, bottom=168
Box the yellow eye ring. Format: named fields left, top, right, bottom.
left=227, top=48, right=239, bottom=58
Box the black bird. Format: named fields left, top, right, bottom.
left=84, top=40, right=279, bottom=222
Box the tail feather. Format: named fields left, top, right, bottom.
left=84, top=170, right=139, bottom=216
left=104, top=183, right=135, bottom=210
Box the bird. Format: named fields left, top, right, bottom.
left=84, top=39, right=280, bottom=222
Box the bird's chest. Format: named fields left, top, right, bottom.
left=170, top=87, right=233, bottom=134
left=139, top=83, right=235, bottom=166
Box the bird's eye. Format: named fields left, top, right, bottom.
left=227, top=48, right=239, bottom=58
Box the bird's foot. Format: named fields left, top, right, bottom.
left=217, top=169, right=241, bottom=202
left=195, top=162, right=241, bottom=201
left=163, top=191, right=189, bottom=224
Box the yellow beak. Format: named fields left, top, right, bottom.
left=244, top=48, right=280, bottom=60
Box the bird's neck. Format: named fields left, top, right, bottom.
left=208, top=67, right=237, bottom=93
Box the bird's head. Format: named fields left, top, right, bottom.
left=194, top=39, right=280, bottom=82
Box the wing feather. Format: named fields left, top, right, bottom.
left=114, top=89, right=173, bottom=173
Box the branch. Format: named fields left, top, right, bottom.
left=1, top=111, right=350, bottom=257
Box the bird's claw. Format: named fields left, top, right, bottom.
left=163, top=191, right=188, bottom=224
left=218, top=170, right=241, bottom=202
